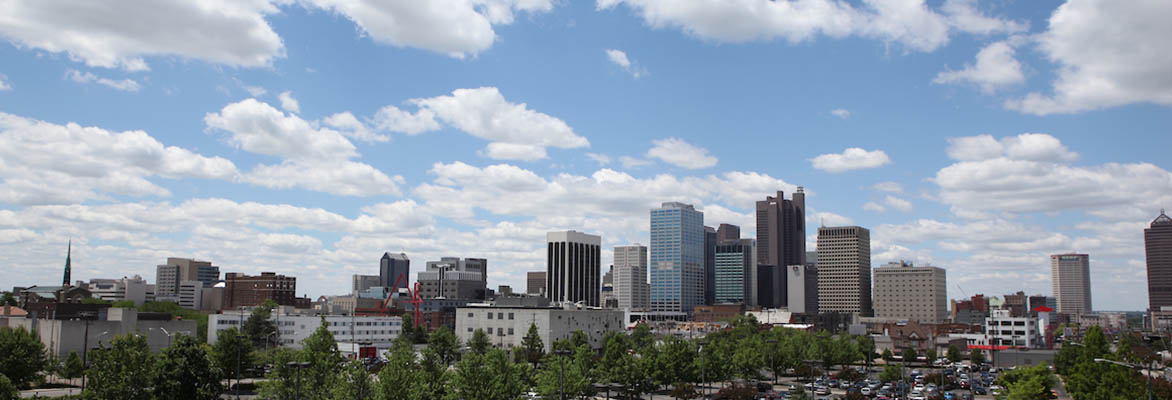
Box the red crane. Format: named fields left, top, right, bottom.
left=379, top=273, right=424, bottom=325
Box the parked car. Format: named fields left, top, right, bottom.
left=943, top=392, right=957, bottom=400
left=815, top=386, right=831, bottom=395
left=972, top=385, right=987, bottom=395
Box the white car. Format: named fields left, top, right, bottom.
left=861, top=387, right=873, bottom=396
left=909, top=391, right=926, bottom=400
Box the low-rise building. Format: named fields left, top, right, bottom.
left=693, top=304, right=744, bottom=323
left=209, top=310, right=401, bottom=350
left=223, top=272, right=297, bottom=309
left=4, top=308, right=196, bottom=358
left=984, top=309, right=1041, bottom=349
left=455, top=304, right=624, bottom=351
left=82, top=276, right=154, bottom=306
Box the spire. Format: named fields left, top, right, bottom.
left=62, top=239, right=72, bottom=286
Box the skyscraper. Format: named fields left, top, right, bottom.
left=715, top=239, right=754, bottom=304
left=816, top=226, right=872, bottom=316
left=716, top=223, right=741, bottom=243
left=1051, top=254, right=1092, bottom=316
left=379, top=252, right=410, bottom=289
left=650, top=202, right=705, bottom=314
left=546, top=231, right=601, bottom=307
left=614, top=244, right=649, bottom=311
left=756, top=189, right=806, bottom=308
left=873, top=261, right=947, bottom=323
left=704, top=226, right=717, bottom=305
left=1147, top=210, right=1172, bottom=311
left=156, top=258, right=220, bottom=298
left=527, top=271, right=547, bottom=296
left=418, top=257, right=488, bottom=300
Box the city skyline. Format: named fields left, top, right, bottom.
left=1, top=1, right=1170, bottom=311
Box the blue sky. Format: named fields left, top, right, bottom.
left=1, top=0, right=1169, bottom=311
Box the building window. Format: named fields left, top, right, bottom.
left=508, top=328, right=515, bottom=335
left=488, top=313, right=493, bottom=320
left=508, top=313, right=514, bottom=320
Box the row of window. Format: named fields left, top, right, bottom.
left=467, top=327, right=516, bottom=335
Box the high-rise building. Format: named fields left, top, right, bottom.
left=716, top=224, right=741, bottom=243
left=1147, top=210, right=1172, bottom=311
left=601, top=266, right=617, bottom=308
left=418, top=257, right=488, bottom=300
left=756, top=189, right=806, bottom=267
left=614, top=244, right=649, bottom=311
left=816, top=226, right=872, bottom=316
left=873, top=261, right=947, bottom=323
left=223, top=272, right=296, bottom=309
left=156, top=258, right=220, bottom=298
left=1051, top=254, right=1092, bottom=316
left=352, top=274, right=380, bottom=295
left=380, top=252, right=410, bottom=289
left=527, top=271, right=547, bottom=296
left=715, top=239, right=754, bottom=304
left=786, top=263, right=819, bottom=314
left=650, top=202, right=705, bottom=314
left=546, top=231, right=601, bottom=307
left=704, top=226, right=717, bottom=306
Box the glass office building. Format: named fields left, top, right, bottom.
left=650, top=202, right=704, bottom=313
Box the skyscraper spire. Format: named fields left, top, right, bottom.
left=62, top=239, right=72, bottom=286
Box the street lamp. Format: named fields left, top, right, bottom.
left=554, top=349, right=572, bottom=400
left=767, top=338, right=779, bottom=385
left=1094, top=358, right=1154, bottom=400
left=286, top=361, right=311, bottom=400
left=78, top=311, right=97, bottom=392
left=697, top=338, right=707, bottom=398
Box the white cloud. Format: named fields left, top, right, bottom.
left=586, top=153, right=612, bottom=165
left=277, top=91, right=300, bottom=114
left=1006, top=0, right=1172, bottom=115
left=872, top=181, right=903, bottom=193
left=0, top=74, right=10, bottom=91
left=323, top=112, right=389, bottom=143
left=933, top=41, right=1024, bottom=93
left=605, top=48, right=646, bottom=78
left=597, top=0, right=1024, bottom=53
left=380, top=87, right=588, bottom=161
left=863, top=201, right=885, bottom=212
left=619, top=156, right=652, bottom=168
left=810, top=147, right=891, bottom=173
left=0, top=112, right=238, bottom=205
left=646, top=137, right=718, bottom=169
left=304, top=0, right=554, bottom=58
left=244, top=85, right=267, bottom=97
left=884, top=195, right=913, bottom=212
left=830, top=108, right=850, bottom=118
left=204, top=99, right=400, bottom=196
left=0, top=0, right=284, bottom=70
left=64, top=69, right=141, bottom=92
left=945, top=133, right=1078, bottom=162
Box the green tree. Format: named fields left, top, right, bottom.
left=243, top=301, right=278, bottom=348
left=856, top=335, right=876, bottom=370
left=256, top=347, right=298, bottom=400
left=998, top=363, right=1055, bottom=400
left=925, top=348, right=938, bottom=364
left=901, top=348, right=918, bottom=364
left=654, top=337, right=697, bottom=398
left=879, top=364, right=903, bottom=383
left=0, top=291, right=16, bottom=306
left=484, top=348, right=527, bottom=400
left=970, top=348, right=986, bottom=364
left=426, top=327, right=461, bottom=366
left=467, top=328, right=490, bottom=355
left=607, top=339, right=655, bottom=399
left=631, top=323, right=655, bottom=350
left=0, top=375, right=17, bottom=400
left=411, top=341, right=450, bottom=400
left=301, top=317, right=346, bottom=400
left=570, top=330, right=590, bottom=349
left=330, top=361, right=374, bottom=400
left=446, top=348, right=525, bottom=400
left=211, top=327, right=254, bottom=382
left=536, top=346, right=593, bottom=399
left=881, top=348, right=894, bottom=363
left=84, top=333, right=153, bottom=400
left=61, top=351, right=84, bottom=380
left=152, top=334, right=222, bottom=400
left=375, top=339, right=416, bottom=400
left=521, top=323, right=545, bottom=366
left=946, top=345, right=962, bottom=364
left=0, top=326, right=49, bottom=388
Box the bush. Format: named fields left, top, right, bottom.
left=0, top=375, right=17, bottom=400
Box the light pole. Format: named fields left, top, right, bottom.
left=287, top=361, right=310, bottom=400
left=78, top=311, right=96, bottom=392
left=767, top=338, right=778, bottom=385
left=698, top=338, right=706, bottom=398
left=1094, top=358, right=1154, bottom=400
left=555, top=349, right=571, bottom=400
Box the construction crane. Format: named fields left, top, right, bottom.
left=356, top=272, right=424, bottom=324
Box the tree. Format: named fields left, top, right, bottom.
left=447, top=348, right=524, bottom=400
left=654, top=337, right=697, bottom=398
left=925, top=349, right=938, bottom=364
left=483, top=348, right=527, bottom=400
left=608, top=340, right=655, bottom=399
left=631, top=323, right=655, bottom=350
left=0, top=291, right=16, bottom=306
left=901, top=348, right=918, bottom=364
left=61, top=351, right=84, bottom=380
left=152, top=334, right=222, bottom=400
left=375, top=339, right=416, bottom=400
left=856, top=335, right=876, bottom=370
left=301, top=317, right=346, bottom=400
left=998, top=363, right=1055, bottom=400
left=881, top=348, right=894, bottom=363
left=467, top=329, right=490, bottom=355
left=0, top=375, right=17, bottom=400
left=880, top=364, right=903, bottom=383
left=243, top=301, right=278, bottom=348
left=411, top=341, right=450, bottom=400
left=536, top=347, right=593, bottom=399
left=426, top=327, right=461, bottom=366
left=330, top=361, right=375, bottom=400
left=946, top=345, right=962, bottom=364
left=521, top=323, right=545, bottom=366
left=256, top=347, right=298, bottom=400
left=211, top=327, right=253, bottom=382
left=970, top=348, right=986, bottom=365
left=84, top=333, right=153, bottom=400
left=0, top=326, right=49, bottom=388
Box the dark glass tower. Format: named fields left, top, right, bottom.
left=380, top=252, right=410, bottom=289
left=1147, top=210, right=1172, bottom=310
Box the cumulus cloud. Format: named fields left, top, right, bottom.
left=872, top=181, right=903, bottom=193
left=619, top=156, right=652, bottom=168
left=810, top=147, right=891, bottom=173
left=597, top=0, right=1024, bottom=53
left=586, top=153, right=612, bottom=165
left=277, top=91, right=300, bottom=113
left=1006, top=0, right=1172, bottom=115
left=204, top=98, right=401, bottom=196
left=304, top=0, right=554, bottom=58
left=0, top=112, right=238, bottom=205
left=605, top=48, right=647, bottom=78
left=646, top=137, right=718, bottom=169
left=0, top=0, right=284, bottom=70
left=377, top=87, right=588, bottom=161
left=0, top=74, right=10, bottom=91
left=933, top=41, right=1024, bottom=93
left=945, top=133, right=1078, bottom=162
left=862, top=195, right=913, bottom=213
left=322, top=111, right=389, bottom=143
left=64, top=69, right=141, bottom=92
left=830, top=108, right=850, bottom=118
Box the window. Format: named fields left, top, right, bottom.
left=488, top=313, right=493, bottom=320
left=498, top=312, right=504, bottom=319
left=468, top=312, right=473, bottom=318
left=508, top=328, right=515, bottom=335
left=487, top=328, right=494, bottom=334
left=467, top=327, right=473, bottom=332
left=508, top=313, right=514, bottom=320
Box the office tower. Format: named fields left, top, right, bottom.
left=757, top=265, right=779, bottom=308
left=527, top=271, right=547, bottom=296
left=601, top=266, right=618, bottom=308
left=650, top=202, right=705, bottom=314
left=614, top=244, right=649, bottom=311
left=156, top=258, right=220, bottom=298
left=1147, top=210, right=1172, bottom=310
left=1051, top=254, right=1092, bottom=316
left=352, top=274, right=380, bottom=295
left=786, top=263, right=819, bottom=314
left=816, top=226, right=872, bottom=316
left=756, top=188, right=806, bottom=268
left=714, top=239, right=754, bottom=304
left=380, top=252, right=410, bottom=289
left=418, top=257, right=488, bottom=300
left=873, top=261, right=947, bottom=323
left=716, top=223, right=741, bottom=243
left=224, top=272, right=296, bottom=309
left=546, top=231, right=601, bottom=307
left=704, top=226, right=717, bottom=305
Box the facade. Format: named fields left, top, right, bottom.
left=5, top=308, right=196, bottom=358
left=83, top=276, right=153, bottom=306
left=984, top=309, right=1041, bottom=349
left=872, top=261, right=947, bottom=323
left=704, top=226, right=717, bottom=306
left=455, top=305, right=624, bottom=351
left=757, top=265, right=779, bottom=308
left=756, top=190, right=806, bottom=308
left=546, top=231, right=602, bottom=307
left=177, top=280, right=203, bottom=310
left=786, top=263, right=819, bottom=314
left=209, top=310, right=401, bottom=350
left=418, top=257, right=488, bottom=300
left=613, top=244, right=649, bottom=311
left=352, top=274, right=380, bottom=295
left=155, top=258, right=219, bottom=298
left=650, top=202, right=705, bottom=314
left=223, top=272, right=297, bottom=309
left=527, top=271, right=547, bottom=296
left=714, top=239, right=754, bottom=304
left=1147, top=210, right=1172, bottom=311
left=1050, top=254, right=1092, bottom=316
left=379, top=252, right=410, bottom=290
left=816, top=226, right=872, bottom=316
left=601, top=267, right=617, bottom=308
left=693, top=304, right=745, bottom=323
left=716, top=223, right=741, bottom=243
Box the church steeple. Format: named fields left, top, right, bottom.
left=62, top=239, right=72, bottom=286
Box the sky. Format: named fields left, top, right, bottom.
left=0, top=0, right=1169, bottom=311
